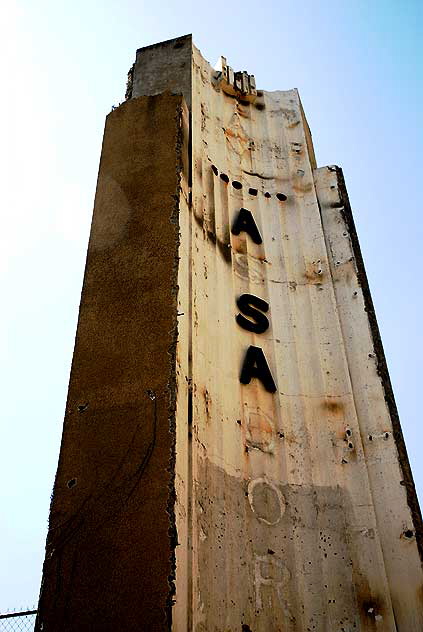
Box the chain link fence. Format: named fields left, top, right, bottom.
left=0, top=611, right=37, bottom=632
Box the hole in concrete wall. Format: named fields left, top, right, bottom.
left=276, top=193, right=287, bottom=201
left=403, top=529, right=414, bottom=539
left=232, top=180, right=242, bottom=190
left=249, top=188, right=258, bottom=196
left=220, top=173, right=229, bottom=183
left=211, top=165, right=218, bottom=176
left=264, top=192, right=271, bottom=198
left=255, top=102, right=265, bottom=111
left=78, top=403, right=88, bottom=413
left=368, top=435, right=373, bottom=441
left=67, top=478, right=77, bottom=489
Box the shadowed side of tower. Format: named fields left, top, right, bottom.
left=36, top=93, right=189, bottom=631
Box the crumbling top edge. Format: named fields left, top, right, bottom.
left=136, top=34, right=192, bottom=56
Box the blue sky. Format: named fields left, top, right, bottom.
left=0, top=0, right=422, bottom=612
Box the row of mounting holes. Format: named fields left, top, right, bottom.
left=211, top=165, right=287, bottom=201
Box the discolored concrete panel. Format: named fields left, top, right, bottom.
left=195, top=458, right=365, bottom=632
left=36, top=94, right=188, bottom=632
left=131, top=35, right=193, bottom=108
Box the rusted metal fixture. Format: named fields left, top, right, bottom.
left=212, top=55, right=257, bottom=101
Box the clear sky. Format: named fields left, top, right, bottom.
left=0, top=0, right=421, bottom=612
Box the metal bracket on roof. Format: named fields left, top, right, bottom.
left=212, top=56, right=257, bottom=102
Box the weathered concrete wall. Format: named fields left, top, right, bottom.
left=36, top=94, right=188, bottom=632
left=130, top=35, right=192, bottom=108
left=174, top=42, right=423, bottom=631
left=37, top=35, right=423, bottom=632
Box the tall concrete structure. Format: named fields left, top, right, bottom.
left=36, top=35, right=423, bottom=631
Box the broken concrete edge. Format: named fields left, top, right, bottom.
left=298, top=94, right=317, bottom=171
left=34, top=323, right=91, bottom=630
left=165, top=99, right=188, bottom=629
left=332, top=165, right=423, bottom=563
left=38, top=102, right=116, bottom=534
left=125, top=64, right=134, bottom=100
left=136, top=34, right=192, bottom=57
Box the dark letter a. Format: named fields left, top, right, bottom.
left=231, top=208, right=262, bottom=244
left=240, top=345, right=277, bottom=393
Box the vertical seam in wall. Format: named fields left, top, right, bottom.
left=167, top=101, right=186, bottom=630
left=186, top=99, right=193, bottom=632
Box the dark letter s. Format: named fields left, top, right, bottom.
left=236, top=294, right=269, bottom=334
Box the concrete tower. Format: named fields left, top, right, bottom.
left=36, top=35, right=423, bottom=631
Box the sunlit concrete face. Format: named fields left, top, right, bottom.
left=37, top=35, right=423, bottom=632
